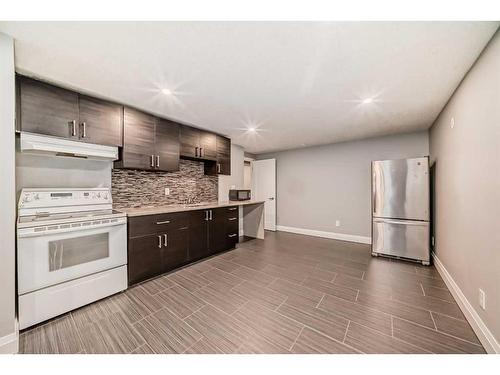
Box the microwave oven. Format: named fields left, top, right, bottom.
left=229, top=189, right=251, bottom=201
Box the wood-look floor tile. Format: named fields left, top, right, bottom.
left=184, top=338, right=225, bottom=354
left=364, top=269, right=446, bottom=289
left=20, top=315, right=83, bottom=354
left=156, top=285, right=206, bottom=319
left=78, top=312, right=144, bottom=354
left=277, top=302, right=348, bottom=342
left=261, top=264, right=308, bottom=284
left=344, top=322, right=430, bottom=354
left=291, top=327, right=359, bottom=354
left=393, top=317, right=485, bottom=354
left=207, top=258, right=242, bottom=273
left=356, top=292, right=435, bottom=329
left=141, top=275, right=175, bottom=295
left=231, top=280, right=287, bottom=310
left=229, top=265, right=276, bottom=287
left=422, top=284, right=455, bottom=302
left=432, top=312, right=481, bottom=344
left=200, top=268, right=243, bottom=289
left=232, top=301, right=303, bottom=349
left=184, top=304, right=251, bottom=353
left=333, top=273, right=393, bottom=299
left=71, top=296, right=121, bottom=329
left=318, top=294, right=392, bottom=335
left=184, top=260, right=215, bottom=274
left=134, top=308, right=202, bottom=353
left=302, top=276, right=358, bottom=302
left=267, top=278, right=324, bottom=307
left=193, top=283, right=247, bottom=314
left=235, top=334, right=291, bottom=354
left=168, top=268, right=210, bottom=292
left=415, top=266, right=442, bottom=280
left=125, top=285, right=163, bottom=315
left=391, top=291, right=464, bottom=320
left=317, top=260, right=365, bottom=279
left=230, top=254, right=269, bottom=271
left=109, top=291, right=153, bottom=324
left=131, top=343, right=155, bottom=354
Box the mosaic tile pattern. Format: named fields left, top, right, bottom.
left=112, top=159, right=218, bottom=209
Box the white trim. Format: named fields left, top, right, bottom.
left=432, top=252, right=500, bottom=354
left=276, top=225, right=371, bottom=244
left=0, top=330, right=18, bottom=354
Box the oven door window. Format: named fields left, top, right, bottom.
left=48, top=232, right=109, bottom=271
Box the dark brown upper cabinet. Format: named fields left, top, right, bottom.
left=116, top=107, right=180, bottom=172
left=204, top=135, right=231, bottom=176
left=17, top=76, right=123, bottom=147
left=78, top=95, right=123, bottom=147
left=18, top=76, right=79, bottom=139
left=180, top=125, right=217, bottom=161
left=155, top=118, right=180, bottom=171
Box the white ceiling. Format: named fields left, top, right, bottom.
left=0, top=22, right=498, bottom=153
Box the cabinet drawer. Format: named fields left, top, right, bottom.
left=128, top=212, right=189, bottom=237
left=226, top=218, right=239, bottom=235
left=225, top=206, right=239, bottom=216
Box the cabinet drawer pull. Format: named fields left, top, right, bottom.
left=200, top=148, right=203, bottom=157
left=228, top=207, right=237, bottom=211
left=156, top=220, right=171, bottom=225
left=228, top=233, right=238, bottom=238
left=217, top=163, right=221, bottom=173
left=228, top=217, right=237, bottom=221
left=163, top=234, right=168, bottom=247
left=195, top=147, right=198, bottom=157
left=158, top=235, right=162, bottom=248
left=179, top=226, right=188, bottom=230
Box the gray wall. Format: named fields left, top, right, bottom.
left=218, top=143, right=245, bottom=202
left=430, top=30, right=500, bottom=347
left=258, top=131, right=429, bottom=239
left=0, top=33, right=17, bottom=353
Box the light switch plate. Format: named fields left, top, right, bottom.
left=479, top=289, right=486, bottom=310
left=164, top=188, right=170, bottom=196
left=335, top=220, right=340, bottom=227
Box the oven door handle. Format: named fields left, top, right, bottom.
left=17, top=219, right=127, bottom=238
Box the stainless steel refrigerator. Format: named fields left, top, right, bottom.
left=371, top=157, right=430, bottom=265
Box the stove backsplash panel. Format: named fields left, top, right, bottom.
left=112, top=159, right=218, bottom=209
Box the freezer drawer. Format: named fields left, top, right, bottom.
left=372, top=218, right=430, bottom=264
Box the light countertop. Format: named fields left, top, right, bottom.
left=118, top=200, right=265, bottom=217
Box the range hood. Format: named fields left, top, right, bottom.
left=20, top=132, right=118, bottom=161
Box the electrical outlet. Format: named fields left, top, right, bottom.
left=450, top=117, right=455, bottom=129
left=164, top=188, right=170, bottom=196
left=479, top=289, right=486, bottom=310
left=335, top=220, right=340, bottom=227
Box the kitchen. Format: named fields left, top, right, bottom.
left=0, top=16, right=499, bottom=366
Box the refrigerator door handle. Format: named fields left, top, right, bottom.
left=373, top=218, right=428, bottom=226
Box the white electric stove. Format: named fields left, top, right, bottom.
left=17, top=188, right=128, bottom=329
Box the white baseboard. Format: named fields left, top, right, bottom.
left=276, top=225, right=371, bottom=244
left=0, top=330, right=18, bottom=354
left=432, top=252, right=499, bottom=354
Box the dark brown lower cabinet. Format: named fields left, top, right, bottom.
left=127, top=207, right=239, bottom=286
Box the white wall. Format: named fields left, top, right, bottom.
left=218, top=143, right=245, bottom=202
left=0, top=33, right=17, bottom=353
left=258, top=131, right=429, bottom=241
left=429, top=30, right=500, bottom=352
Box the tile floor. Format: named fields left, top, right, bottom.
left=19, top=231, right=485, bottom=354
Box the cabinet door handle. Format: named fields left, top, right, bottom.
left=156, top=220, right=170, bottom=225
left=158, top=235, right=162, bottom=248
left=205, top=210, right=209, bottom=221
left=156, top=155, right=160, bottom=168
left=217, top=164, right=221, bottom=173
left=81, top=122, right=87, bottom=138
left=209, top=210, right=213, bottom=220
left=200, top=148, right=203, bottom=157
left=228, top=233, right=237, bottom=238
left=228, top=217, right=237, bottom=221
left=150, top=155, right=155, bottom=167
left=69, top=120, right=76, bottom=136
left=195, top=147, right=198, bottom=157
left=163, top=234, right=168, bottom=247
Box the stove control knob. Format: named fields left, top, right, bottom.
left=24, top=195, right=32, bottom=202
left=104, top=193, right=109, bottom=200
left=34, top=194, right=40, bottom=200
left=97, top=192, right=101, bottom=198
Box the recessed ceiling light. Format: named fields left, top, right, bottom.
left=248, top=127, right=256, bottom=133
left=161, top=88, right=173, bottom=95
left=362, top=97, right=374, bottom=104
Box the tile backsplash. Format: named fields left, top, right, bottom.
left=112, top=159, right=218, bottom=209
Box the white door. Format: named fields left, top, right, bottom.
left=252, top=158, right=276, bottom=231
